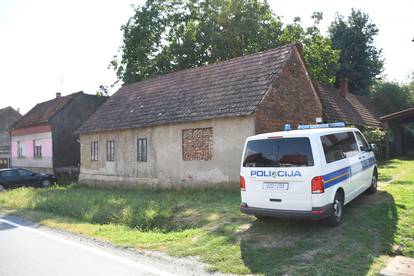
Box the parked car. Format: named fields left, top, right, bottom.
left=0, top=168, right=57, bottom=190
left=239, top=122, right=377, bottom=226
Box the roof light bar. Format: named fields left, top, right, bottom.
left=297, top=122, right=346, bottom=130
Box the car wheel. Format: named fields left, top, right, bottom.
left=326, top=192, right=344, bottom=227
left=0, top=184, right=5, bottom=192
left=41, top=179, right=52, bottom=188
left=366, top=174, right=377, bottom=195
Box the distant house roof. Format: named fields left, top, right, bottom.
left=316, top=83, right=383, bottom=128
left=0, top=106, right=21, bottom=131
left=380, top=107, right=414, bottom=124
left=77, top=44, right=296, bottom=134
left=0, top=106, right=21, bottom=154
left=12, top=92, right=83, bottom=130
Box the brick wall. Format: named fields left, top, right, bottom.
left=255, top=47, right=323, bottom=134
left=182, top=127, right=213, bottom=161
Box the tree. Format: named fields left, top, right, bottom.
left=370, top=81, right=414, bottom=114
left=329, top=9, right=384, bottom=95
left=280, top=12, right=339, bottom=84
left=113, top=0, right=339, bottom=86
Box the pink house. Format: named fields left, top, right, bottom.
left=10, top=92, right=105, bottom=176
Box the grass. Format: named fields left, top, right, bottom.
left=0, top=157, right=413, bottom=275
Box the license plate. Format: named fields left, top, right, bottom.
left=263, top=182, right=289, bottom=190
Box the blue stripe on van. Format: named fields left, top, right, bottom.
left=322, top=157, right=376, bottom=189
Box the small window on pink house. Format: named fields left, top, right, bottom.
left=33, top=140, right=42, bottom=159
left=17, top=142, right=24, bottom=158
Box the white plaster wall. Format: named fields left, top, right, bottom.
left=79, top=116, right=255, bottom=188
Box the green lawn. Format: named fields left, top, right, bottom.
left=0, top=157, right=413, bottom=275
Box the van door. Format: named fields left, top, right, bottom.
left=354, top=131, right=375, bottom=191
left=320, top=132, right=361, bottom=201
left=240, top=137, right=314, bottom=211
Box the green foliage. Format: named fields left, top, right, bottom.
left=280, top=12, right=339, bottom=84
left=329, top=9, right=384, bottom=95
left=370, top=81, right=414, bottom=114
left=113, top=1, right=339, bottom=85
left=115, top=0, right=283, bottom=85
left=362, top=128, right=386, bottom=158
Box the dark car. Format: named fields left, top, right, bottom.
left=0, top=168, right=57, bottom=191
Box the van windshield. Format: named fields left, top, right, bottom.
left=243, top=137, right=314, bottom=167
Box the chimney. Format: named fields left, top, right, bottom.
left=17, top=108, right=20, bottom=114
left=56, top=92, right=62, bottom=98
left=340, top=79, right=348, bottom=97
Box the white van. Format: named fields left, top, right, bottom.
left=239, top=123, right=377, bottom=226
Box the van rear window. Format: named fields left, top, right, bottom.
left=243, top=138, right=314, bottom=167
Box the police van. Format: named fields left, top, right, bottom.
left=239, top=123, right=377, bottom=226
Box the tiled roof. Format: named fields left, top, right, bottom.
left=12, top=92, right=83, bottom=130
left=77, top=44, right=295, bottom=134
left=0, top=106, right=21, bottom=131
left=316, top=83, right=383, bottom=128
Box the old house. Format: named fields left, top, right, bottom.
left=316, top=81, right=382, bottom=128
left=10, top=92, right=105, bottom=176
left=77, top=44, right=383, bottom=188
left=77, top=44, right=323, bottom=187
left=0, top=107, right=22, bottom=168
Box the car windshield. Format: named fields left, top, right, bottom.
left=243, top=137, right=314, bottom=167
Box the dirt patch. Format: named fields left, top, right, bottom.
left=380, top=256, right=414, bottom=276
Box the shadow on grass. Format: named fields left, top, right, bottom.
left=240, top=190, right=398, bottom=275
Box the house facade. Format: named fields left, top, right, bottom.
left=10, top=92, right=105, bottom=177
left=77, top=44, right=323, bottom=187
left=0, top=107, right=22, bottom=168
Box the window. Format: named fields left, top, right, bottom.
left=355, top=132, right=370, bottom=151
left=321, top=132, right=359, bottom=163
left=17, top=142, right=24, bottom=158
left=17, top=169, right=32, bottom=177
left=0, top=170, right=17, bottom=177
left=106, top=140, right=115, bottom=161
left=91, top=141, right=98, bottom=161
left=243, top=138, right=314, bottom=167
left=33, top=140, right=42, bottom=158
left=137, top=138, right=147, bottom=162
left=182, top=128, right=213, bottom=161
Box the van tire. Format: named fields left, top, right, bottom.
left=0, top=184, right=5, bottom=192
left=366, top=174, right=377, bottom=195
left=326, top=192, right=344, bottom=227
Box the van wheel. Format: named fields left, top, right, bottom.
left=326, top=192, right=344, bottom=227
left=0, top=184, right=5, bottom=192
left=366, top=174, right=377, bottom=195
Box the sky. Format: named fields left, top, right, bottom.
left=0, top=0, right=413, bottom=114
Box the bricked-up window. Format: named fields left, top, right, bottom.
left=137, top=138, right=147, bottom=162
left=182, top=127, right=213, bottom=161
left=91, top=141, right=98, bottom=161
left=106, top=140, right=115, bottom=161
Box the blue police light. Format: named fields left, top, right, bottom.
left=283, top=124, right=292, bottom=131
left=297, top=122, right=346, bottom=130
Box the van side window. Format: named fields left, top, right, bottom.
left=321, top=132, right=359, bottom=163
left=355, top=132, right=369, bottom=151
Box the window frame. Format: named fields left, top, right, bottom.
left=91, top=141, right=98, bottom=161
left=106, top=140, right=115, bottom=162
left=17, top=141, right=24, bottom=158
left=137, top=138, right=147, bottom=162
left=320, top=131, right=359, bottom=164
left=354, top=131, right=370, bottom=152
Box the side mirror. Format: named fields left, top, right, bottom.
left=370, top=143, right=376, bottom=150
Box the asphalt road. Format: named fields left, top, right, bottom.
left=0, top=216, right=175, bottom=276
